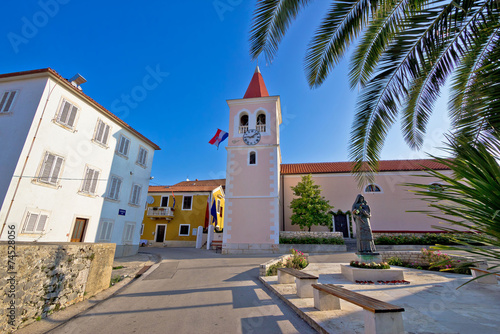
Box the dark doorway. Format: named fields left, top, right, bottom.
left=71, top=218, right=88, bottom=242
left=156, top=225, right=166, bottom=242
left=334, top=214, right=349, bottom=238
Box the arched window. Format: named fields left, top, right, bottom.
left=256, top=113, right=266, bottom=132
left=364, top=184, right=382, bottom=193
left=249, top=151, right=256, bottom=165
left=239, top=114, right=249, bottom=133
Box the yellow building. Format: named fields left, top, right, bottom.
left=140, top=179, right=225, bottom=247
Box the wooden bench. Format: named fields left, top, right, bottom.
left=277, top=268, right=318, bottom=297
left=471, top=268, right=500, bottom=284
left=312, top=284, right=405, bottom=334
left=211, top=240, right=222, bottom=253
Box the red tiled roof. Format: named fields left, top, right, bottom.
left=149, top=179, right=226, bottom=193
left=281, top=159, right=451, bottom=175
left=0, top=68, right=160, bottom=150
left=243, top=66, right=269, bottom=99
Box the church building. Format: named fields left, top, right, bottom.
left=222, top=67, right=452, bottom=254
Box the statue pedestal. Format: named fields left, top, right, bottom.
left=341, top=265, right=405, bottom=283
left=356, top=253, right=382, bottom=264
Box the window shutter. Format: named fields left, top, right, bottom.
left=105, top=223, right=113, bottom=240
left=115, top=179, right=121, bottom=199
left=36, top=215, right=48, bottom=232
left=0, top=92, right=8, bottom=111
left=123, top=138, right=130, bottom=156
left=95, top=120, right=105, bottom=142
left=40, top=153, right=55, bottom=182
left=24, top=213, right=38, bottom=232
left=58, top=101, right=70, bottom=123
left=102, top=124, right=110, bottom=145
left=50, top=156, right=63, bottom=184
left=4, top=91, right=16, bottom=112
left=90, top=170, right=99, bottom=194
left=67, top=105, right=78, bottom=127
left=100, top=222, right=108, bottom=240
left=83, top=168, right=93, bottom=192
left=108, top=177, right=117, bottom=198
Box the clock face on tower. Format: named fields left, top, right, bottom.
left=243, top=129, right=261, bottom=145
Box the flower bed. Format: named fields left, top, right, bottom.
left=266, top=249, right=309, bottom=276
left=350, top=261, right=390, bottom=270
left=386, top=249, right=475, bottom=274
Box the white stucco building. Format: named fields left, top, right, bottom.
left=0, top=68, right=160, bottom=257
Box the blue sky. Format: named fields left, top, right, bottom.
left=1, top=0, right=451, bottom=186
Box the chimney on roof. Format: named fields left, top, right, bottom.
left=69, top=73, right=87, bottom=90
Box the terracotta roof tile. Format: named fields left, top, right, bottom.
left=0, top=68, right=160, bottom=150
left=149, top=179, right=226, bottom=193
left=281, top=159, right=451, bottom=175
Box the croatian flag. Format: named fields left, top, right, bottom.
left=209, top=129, right=228, bottom=149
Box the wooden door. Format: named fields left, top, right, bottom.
left=334, top=214, right=349, bottom=238
left=156, top=225, right=166, bottom=242
left=71, top=218, right=88, bottom=242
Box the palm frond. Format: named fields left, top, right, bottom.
left=249, top=0, right=313, bottom=62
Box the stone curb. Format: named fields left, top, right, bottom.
left=258, top=276, right=328, bottom=334
left=15, top=253, right=161, bottom=334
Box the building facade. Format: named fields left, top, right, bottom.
left=0, top=68, right=160, bottom=257
left=141, top=179, right=225, bottom=247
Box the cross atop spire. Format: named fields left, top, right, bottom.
left=243, top=66, right=269, bottom=99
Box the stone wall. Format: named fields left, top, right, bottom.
left=0, top=242, right=115, bottom=332
left=280, top=231, right=343, bottom=239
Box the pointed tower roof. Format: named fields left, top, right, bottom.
left=243, top=66, right=269, bottom=99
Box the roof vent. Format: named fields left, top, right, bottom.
left=69, top=73, right=87, bottom=90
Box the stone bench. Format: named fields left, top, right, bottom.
left=471, top=268, right=500, bottom=284
left=312, top=284, right=405, bottom=334
left=277, top=268, right=318, bottom=297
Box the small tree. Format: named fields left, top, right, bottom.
left=290, top=174, right=333, bottom=232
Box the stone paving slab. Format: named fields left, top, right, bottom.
left=260, top=262, right=500, bottom=334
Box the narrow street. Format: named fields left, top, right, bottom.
left=48, top=248, right=317, bottom=334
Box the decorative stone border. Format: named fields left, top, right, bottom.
left=278, top=244, right=346, bottom=253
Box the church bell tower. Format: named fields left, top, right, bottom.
left=222, top=67, right=282, bottom=254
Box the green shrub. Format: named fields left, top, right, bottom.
left=387, top=256, right=403, bottom=266
left=350, top=261, right=390, bottom=269
left=279, top=236, right=344, bottom=245
left=266, top=261, right=284, bottom=276
left=374, top=233, right=468, bottom=245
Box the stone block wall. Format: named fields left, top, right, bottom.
left=280, top=231, right=343, bottom=239
left=0, top=242, right=115, bottom=332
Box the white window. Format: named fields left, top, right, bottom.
left=0, top=90, right=18, bottom=113
left=160, top=196, right=169, bottom=207
left=136, top=146, right=148, bottom=167
left=364, top=184, right=382, bottom=193
left=130, top=184, right=142, bottom=205
left=98, top=221, right=114, bottom=241
left=37, top=152, right=64, bottom=185
left=179, top=224, right=190, bottom=236
left=80, top=166, right=100, bottom=195
left=257, top=113, right=266, bottom=132
left=56, top=99, right=79, bottom=129
left=107, top=175, right=122, bottom=200
left=22, top=211, right=49, bottom=233
left=249, top=151, right=257, bottom=165
left=239, top=114, right=249, bottom=133
left=116, top=135, right=131, bottom=157
left=182, top=195, right=192, bottom=210
left=140, top=224, right=144, bottom=235
left=123, top=222, right=135, bottom=243
left=93, top=119, right=111, bottom=146
left=217, top=199, right=221, bottom=214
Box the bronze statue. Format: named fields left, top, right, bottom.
left=352, top=194, right=376, bottom=254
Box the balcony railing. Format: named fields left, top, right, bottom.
left=256, top=124, right=266, bottom=132
left=147, top=207, right=174, bottom=219
left=239, top=125, right=249, bottom=134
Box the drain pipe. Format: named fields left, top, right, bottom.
left=0, top=82, right=57, bottom=238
